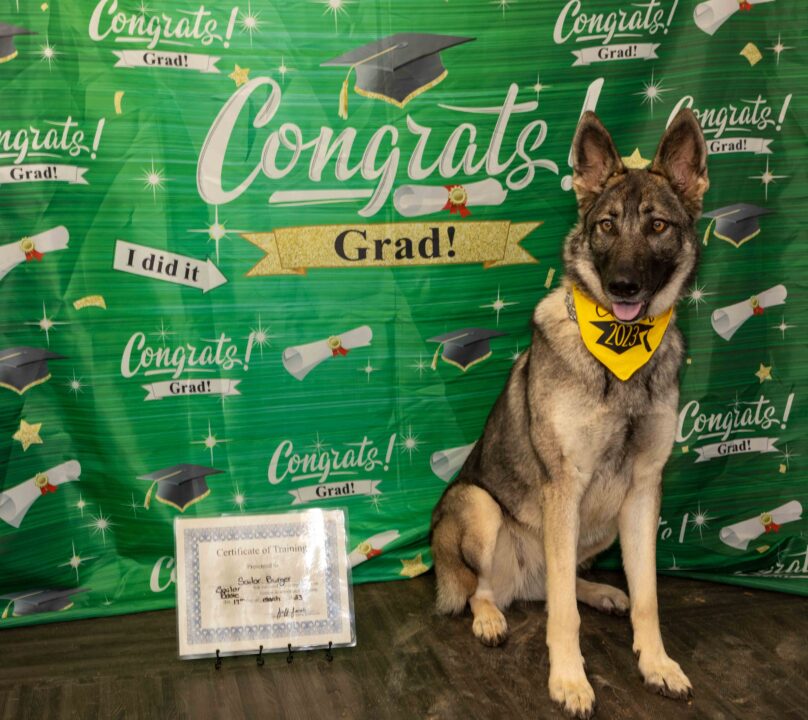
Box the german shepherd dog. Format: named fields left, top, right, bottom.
left=430, top=109, right=708, bottom=718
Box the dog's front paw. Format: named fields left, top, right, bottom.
left=549, top=669, right=596, bottom=719
left=638, top=652, right=692, bottom=700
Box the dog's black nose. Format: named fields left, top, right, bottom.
left=607, top=277, right=641, bottom=298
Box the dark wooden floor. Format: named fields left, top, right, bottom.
left=1, top=570, right=806, bottom=719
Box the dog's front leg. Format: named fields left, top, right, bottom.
left=543, top=481, right=595, bottom=719
left=619, top=472, right=692, bottom=700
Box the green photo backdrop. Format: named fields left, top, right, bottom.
left=0, top=0, right=805, bottom=627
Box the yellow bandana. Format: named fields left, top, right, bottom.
left=571, top=286, right=673, bottom=381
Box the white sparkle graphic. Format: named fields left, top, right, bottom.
left=749, top=157, right=788, bottom=201
left=480, top=286, right=518, bottom=326
left=767, top=33, right=793, bottom=65
left=59, top=541, right=97, bottom=582
left=142, top=159, right=167, bottom=201
left=65, top=370, right=87, bottom=398
left=191, top=421, right=230, bottom=464
left=729, top=391, right=743, bottom=412
left=688, top=504, right=716, bottom=540
left=319, top=0, right=352, bottom=31
left=123, top=493, right=141, bottom=517
left=779, top=444, right=798, bottom=471
left=26, top=301, right=68, bottom=346
left=75, top=494, right=88, bottom=518
left=86, top=508, right=115, bottom=546
left=493, top=0, right=513, bottom=16
left=531, top=72, right=551, bottom=104
left=359, top=360, right=377, bottom=382
left=368, top=494, right=382, bottom=513
left=188, top=206, right=247, bottom=264
left=136, top=0, right=152, bottom=15
left=686, top=281, right=714, bottom=315
left=669, top=555, right=680, bottom=571
left=773, top=316, right=795, bottom=340
left=151, top=318, right=175, bottom=346
left=232, top=485, right=247, bottom=512
left=307, top=433, right=329, bottom=453
left=239, top=1, right=262, bottom=45
left=410, top=354, right=428, bottom=379
left=40, top=38, right=58, bottom=70
left=278, top=56, right=294, bottom=84
left=102, top=595, right=114, bottom=607
left=246, top=314, right=276, bottom=359
left=511, top=344, right=522, bottom=363
left=398, top=425, right=421, bottom=461
left=635, top=69, right=673, bottom=116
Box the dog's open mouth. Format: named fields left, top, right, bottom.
left=611, top=301, right=645, bottom=323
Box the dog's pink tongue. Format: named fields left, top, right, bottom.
left=612, top=302, right=643, bottom=322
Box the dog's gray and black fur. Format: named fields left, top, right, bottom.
left=430, top=109, right=709, bottom=718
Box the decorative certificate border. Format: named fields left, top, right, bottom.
left=178, top=512, right=349, bottom=652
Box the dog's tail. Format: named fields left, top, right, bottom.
left=430, top=509, right=477, bottom=615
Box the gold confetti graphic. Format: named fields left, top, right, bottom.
left=740, top=43, right=763, bottom=66
left=73, top=295, right=107, bottom=310
left=544, top=267, right=556, bottom=288
left=622, top=148, right=651, bottom=169
left=399, top=553, right=430, bottom=578
left=114, top=91, right=125, bottom=115
left=13, top=419, right=43, bottom=452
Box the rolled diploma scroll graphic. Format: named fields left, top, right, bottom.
left=719, top=500, right=802, bottom=550
left=0, top=460, right=81, bottom=528
left=430, top=443, right=476, bottom=482
left=693, top=0, right=775, bottom=35
left=0, top=226, right=70, bottom=281
left=282, top=325, right=373, bottom=381
left=393, top=179, right=507, bottom=218
left=349, top=530, right=401, bottom=567
left=711, top=284, right=786, bottom=341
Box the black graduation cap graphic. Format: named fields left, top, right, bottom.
left=139, top=464, right=224, bottom=512
left=322, top=32, right=475, bottom=119
left=1, top=587, right=89, bottom=618
left=428, top=328, right=506, bottom=372
left=0, top=346, right=66, bottom=394
left=0, top=23, right=35, bottom=64
left=702, top=203, right=772, bottom=248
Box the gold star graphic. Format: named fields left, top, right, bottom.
left=622, top=148, right=651, bottom=170
left=755, top=363, right=772, bottom=383
left=228, top=64, right=250, bottom=87
left=399, top=553, right=429, bottom=578
left=13, top=419, right=43, bottom=451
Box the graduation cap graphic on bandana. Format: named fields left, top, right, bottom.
left=428, top=328, right=506, bottom=372
left=0, top=23, right=35, bottom=64
left=140, top=464, right=224, bottom=512
left=322, top=33, right=474, bottom=119
left=702, top=203, right=771, bottom=248
left=1, top=587, right=89, bottom=618
left=0, top=346, right=66, bottom=394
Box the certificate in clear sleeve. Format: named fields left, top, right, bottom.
left=174, top=508, right=355, bottom=659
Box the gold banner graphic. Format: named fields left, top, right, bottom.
left=241, top=221, right=541, bottom=276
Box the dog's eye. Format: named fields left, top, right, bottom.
left=599, top=219, right=613, bottom=232
left=652, top=220, right=668, bottom=233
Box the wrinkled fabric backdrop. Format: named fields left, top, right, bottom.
left=0, top=0, right=805, bottom=627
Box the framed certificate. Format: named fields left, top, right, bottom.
left=174, top=509, right=355, bottom=659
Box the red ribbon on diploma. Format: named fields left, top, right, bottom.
left=328, top=336, right=349, bottom=357
left=443, top=185, right=471, bottom=218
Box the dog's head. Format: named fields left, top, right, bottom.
left=564, top=109, right=709, bottom=322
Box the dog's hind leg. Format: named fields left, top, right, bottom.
left=576, top=577, right=629, bottom=615
left=464, top=486, right=509, bottom=647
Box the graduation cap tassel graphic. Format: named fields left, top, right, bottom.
left=338, top=43, right=403, bottom=120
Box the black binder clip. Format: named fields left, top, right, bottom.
left=325, top=641, right=333, bottom=662
left=287, top=643, right=294, bottom=664
left=256, top=645, right=264, bottom=667
left=214, top=649, right=222, bottom=670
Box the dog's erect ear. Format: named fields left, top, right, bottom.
left=652, top=108, right=709, bottom=214
left=571, top=112, right=624, bottom=207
